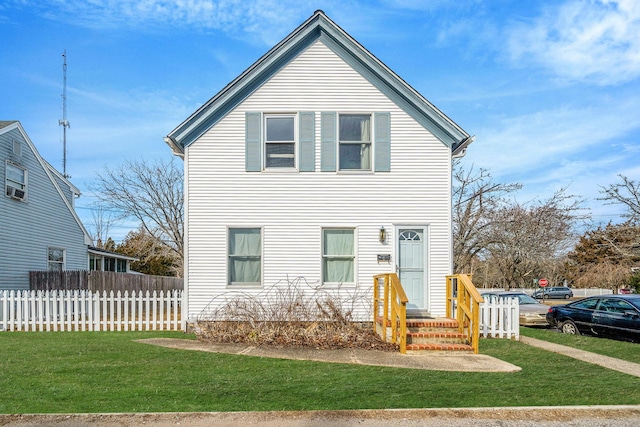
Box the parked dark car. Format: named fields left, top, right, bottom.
left=532, top=286, right=573, bottom=300
left=546, top=295, right=640, bottom=342
left=481, top=292, right=549, bottom=327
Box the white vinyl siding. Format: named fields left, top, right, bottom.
left=184, top=41, right=452, bottom=319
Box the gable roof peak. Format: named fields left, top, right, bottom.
left=165, top=10, right=472, bottom=156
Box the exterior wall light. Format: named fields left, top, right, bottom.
left=379, top=226, right=386, bottom=243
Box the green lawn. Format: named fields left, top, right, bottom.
left=0, top=331, right=638, bottom=414
left=520, top=326, right=640, bottom=364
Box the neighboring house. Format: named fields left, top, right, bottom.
left=0, top=121, right=134, bottom=290
left=164, top=11, right=473, bottom=322
left=88, top=246, right=137, bottom=273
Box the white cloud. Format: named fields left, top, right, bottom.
left=466, top=99, right=640, bottom=177
left=507, top=0, right=640, bottom=86
left=9, top=0, right=324, bottom=45
left=461, top=96, right=640, bottom=212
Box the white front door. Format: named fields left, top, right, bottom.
left=398, top=228, right=426, bottom=309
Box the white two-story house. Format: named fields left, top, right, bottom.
left=164, top=11, right=473, bottom=323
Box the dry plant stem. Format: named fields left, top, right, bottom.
left=193, top=277, right=397, bottom=351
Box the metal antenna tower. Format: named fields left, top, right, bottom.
left=59, top=49, right=71, bottom=178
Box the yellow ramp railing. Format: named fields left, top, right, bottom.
left=446, top=274, right=483, bottom=354
left=373, top=273, right=408, bottom=354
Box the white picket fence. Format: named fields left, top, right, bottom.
left=479, top=296, right=520, bottom=340
left=0, top=289, right=182, bottom=332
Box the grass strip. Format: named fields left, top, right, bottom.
left=0, top=331, right=638, bottom=414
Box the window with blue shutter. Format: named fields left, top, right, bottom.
left=339, top=114, right=371, bottom=170
left=245, top=112, right=262, bottom=172
left=299, top=112, right=315, bottom=171
left=374, top=112, right=390, bottom=172
left=265, top=115, right=296, bottom=168
left=321, top=112, right=337, bottom=171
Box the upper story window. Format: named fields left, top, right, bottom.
left=48, top=247, right=65, bottom=271
left=339, top=114, right=371, bottom=171
left=5, top=161, right=27, bottom=201
left=265, top=115, right=296, bottom=169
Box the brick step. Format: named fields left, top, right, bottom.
left=406, top=318, right=459, bottom=330
left=406, top=330, right=468, bottom=345
left=406, top=342, right=474, bottom=352
left=376, top=317, right=459, bottom=329
left=375, top=317, right=473, bottom=352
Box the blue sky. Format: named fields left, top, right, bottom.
left=2, top=0, right=639, bottom=242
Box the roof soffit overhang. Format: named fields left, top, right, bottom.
left=165, top=11, right=470, bottom=151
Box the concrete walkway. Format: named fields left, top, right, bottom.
left=137, top=338, right=521, bottom=372
left=140, top=335, right=640, bottom=377
left=520, top=336, right=640, bottom=378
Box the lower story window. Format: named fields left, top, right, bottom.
left=48, top=247, right=64, bottom=271
left=228, top=228, right=262, bottom=285
left=322, top=228, right=355, bottom=283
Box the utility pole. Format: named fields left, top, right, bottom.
left=59, top=49, right=71, bottom=178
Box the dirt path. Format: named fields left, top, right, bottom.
left=2, top=406, right=640, bottom=427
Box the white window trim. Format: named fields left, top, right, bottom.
left=338, top=113, right=373, bottom=172
left=226, top=226, right=263, bottom=288
left=263, top=113, right=298, bottom=171
left=321, top=227, right=357, bottom=285
left=47, top=247, right=65, bottom=271
left=5, top=161, right=28, bottom=201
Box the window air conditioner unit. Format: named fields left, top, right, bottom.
left=6, top=186, right=26, bottom=201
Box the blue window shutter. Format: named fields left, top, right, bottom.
left=299, top=112, right=315, bottom=172
left=374, top=112, right=391, bottom=172
left=321, top=112, right=336, bottom=172
left=245, top=112, right=261, bottom=172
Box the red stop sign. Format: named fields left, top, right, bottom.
left=538, top=278, right=549, bottom=287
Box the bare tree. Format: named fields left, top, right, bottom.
left=483, top=188, right=586, bottom=289
left=599, top=174, right=640, bottom=223
left=452, top=163, right=521, bottom=274
left=86, top=201, right=120, bottom=248
left=90, top=157, right=183, bottom=275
